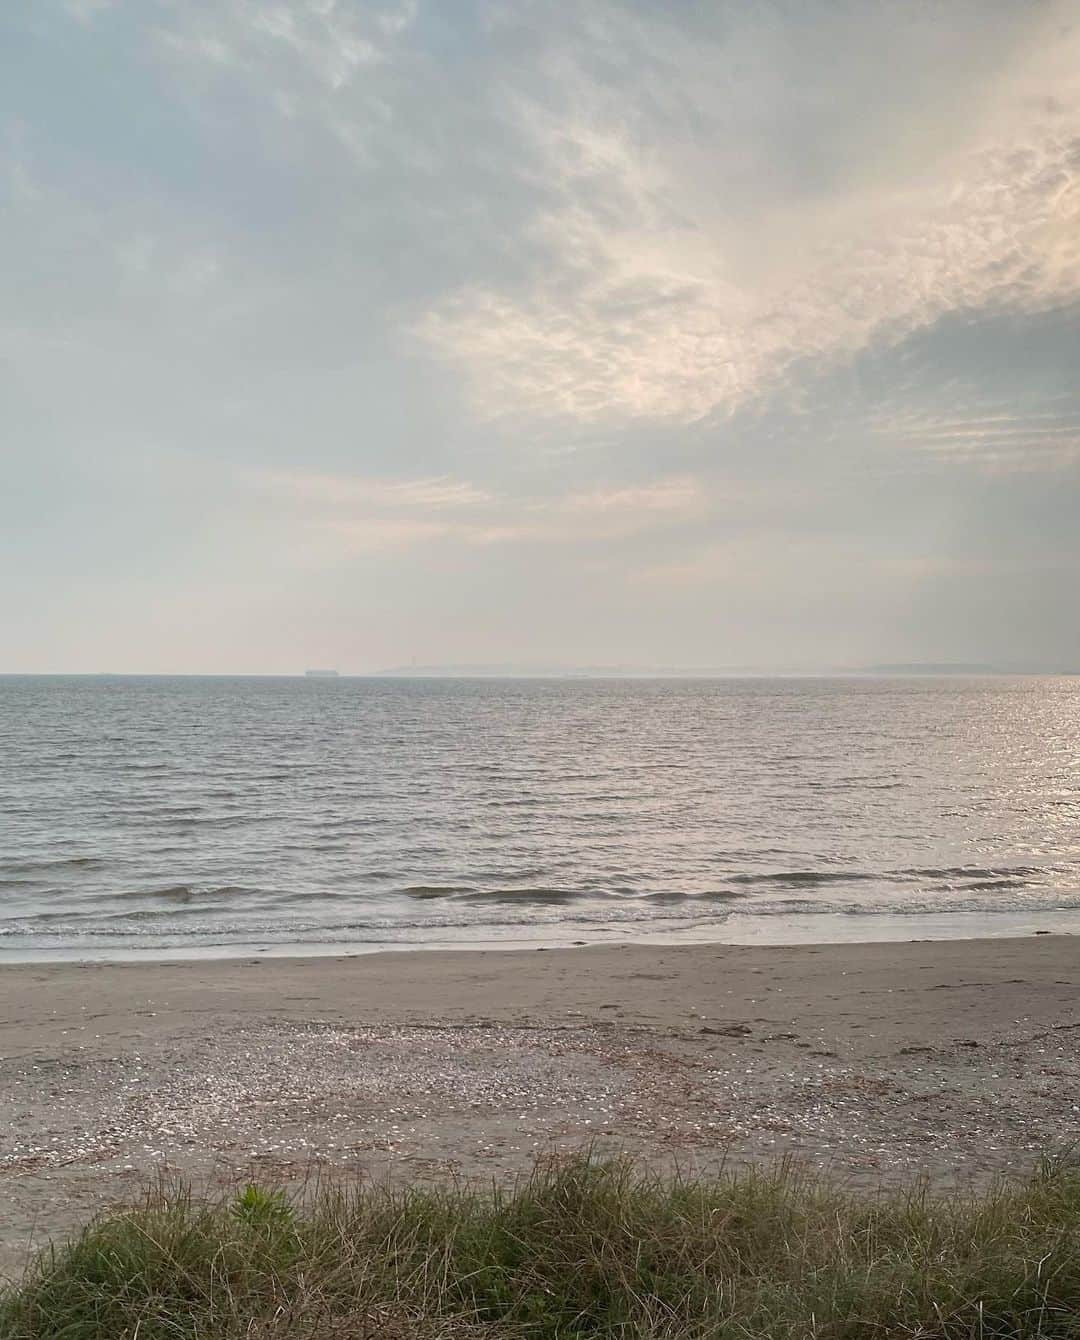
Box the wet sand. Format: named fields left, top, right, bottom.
left=2, top=935, right=1079, bottom=1278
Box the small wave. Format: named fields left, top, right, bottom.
left=0, top=899, right=737, bottom=940
left=0, top=855, right=105, bottom=875
left=728, top=870, right=879, bottom=887
left=108, top=883, right=258, bottom=904
left=900, top=865, right=1045, bottom=881
left=457, top=888, right=583, bottom=905
left=140, top=805, right=205, bottom=817
left=124, top=814, right=265, bottom=831
left=450, top=887, right=753, bottom=907
left=643, top=890, right=748, bottom=904
left=401, top=885, right=751, bottom=906
left=965, top=878, right=1030, bottom=891
left=111, top=883, right=195, bottom=901
left=726, top=865, right=1052, bottom=890
left=403, top=885, right=475, bottom=900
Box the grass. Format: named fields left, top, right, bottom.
left=4, top=1153, right=1080, bottom=1338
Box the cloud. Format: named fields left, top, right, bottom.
left=876, top=406, right=1080, bottom=474
left=61, top=0, right=117, bottom=24
left=248, top=467, right=707, bottom=559
left=561, top=478, right=702, bottom=516
left=260, top=472, right=493, bottom=511
left=154, top=0, right=418, bottom=90
left=416, top=3, right=1080, bottom=425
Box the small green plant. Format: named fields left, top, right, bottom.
left=229, top=1183, right=294, bottom=1234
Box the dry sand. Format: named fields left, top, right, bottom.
left=2, top=935, right=1079, bottom=1278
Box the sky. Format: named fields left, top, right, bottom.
left=2, top=0, right=1079, bottom=674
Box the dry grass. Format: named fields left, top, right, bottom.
left=4, top=1153, right=1080, bottom=1338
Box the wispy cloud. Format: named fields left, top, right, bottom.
left=260, top=472, right=493, bottom=511
left=417, top=5, right=1080, bottom=425
left=61, top=0, right=117, bottom=24
left=152, top=0, right=419, bottom=112
left=250, top=467, right=707, bottom=558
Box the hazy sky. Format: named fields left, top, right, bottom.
left=3, top=1, right=1079, bottom=672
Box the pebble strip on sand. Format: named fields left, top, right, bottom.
left=4, top=1016, right=1079, bottom=1187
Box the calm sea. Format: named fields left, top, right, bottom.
left=1, top=675, right=1079, bottom=960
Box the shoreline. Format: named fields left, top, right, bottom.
left=2, top=935, right=1079, bottom=1278
left=3, top=907, right=1079, bottom=965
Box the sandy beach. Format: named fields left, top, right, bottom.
left=2, top=935, right=1079, bottom=1278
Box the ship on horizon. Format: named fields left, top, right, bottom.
left=304, top=668, right=340, bottom=678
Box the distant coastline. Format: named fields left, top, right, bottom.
left=372, top=661, right=1025, bottom=678
left=6, top=664, right=1080, bottom=679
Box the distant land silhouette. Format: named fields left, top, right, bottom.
left=860, top=662, right=998, bottom=675
left=371, top=661, right=1032, bottom=679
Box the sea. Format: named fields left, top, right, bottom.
left=1, top=674, right=1079, bottom=961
